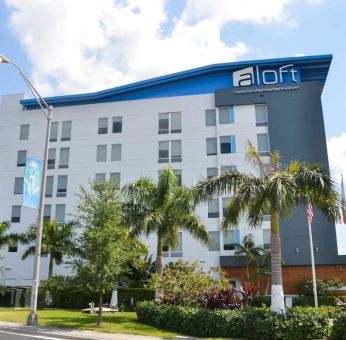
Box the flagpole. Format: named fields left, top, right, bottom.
left=307, top=208, right=318, bottom=307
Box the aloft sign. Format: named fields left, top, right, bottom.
left=233, top=64, right=300, bottom=87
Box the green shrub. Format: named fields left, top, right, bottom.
left=331, top=312, right=346, bottom=340
left=38, top=276, right=112, bottom=309
left=293, top=295, right=337, bottom=306
left=136, top=301, right=340, bottom=339
left=295, top=277, right=343, bottom=296
left=249, top=295, right=271, bottom=307
left=118, top=288, right=155, bottom=311
left=148, top=259, right=229, bottom=305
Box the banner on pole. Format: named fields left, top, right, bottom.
left=23, top=157, right=43, bottom=209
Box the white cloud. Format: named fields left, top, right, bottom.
left=327, top=133, right=346, bottom=255
left=327, top=133, right=346, bottom=180
left=5, top=0, right=320, bottom=96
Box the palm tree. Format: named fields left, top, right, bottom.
left=0, top=221, right=25, bottom=250
left=122, top=166, right=209, bottom=276
left=194, top=142, right=339, bottom=313
left=21, top=219, right=76, bottom=278
left=229, top=233, right=265, bottom=280
left=122, top=254, right=156, bottom=288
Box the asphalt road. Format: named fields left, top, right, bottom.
left=0, top=321, right=176, bottom=340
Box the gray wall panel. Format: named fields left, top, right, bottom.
left=216, top=82, right=346, bottom=266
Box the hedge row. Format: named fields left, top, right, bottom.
left=250, top=295, right=339, bottom=308
left=38, top=277, right=155, bottom=310
left=136, top=301, right=341, bottom=340
left=331, top=312, right=346, bottom=340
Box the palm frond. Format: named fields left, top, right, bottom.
left=178, top=214, right=209, bottom=246
left=194, top=171, right=248, bottom=203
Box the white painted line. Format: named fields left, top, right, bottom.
left=0, top=328, right=63, bottom=340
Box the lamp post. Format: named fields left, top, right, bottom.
left=0, top=55, right=53, bottom=325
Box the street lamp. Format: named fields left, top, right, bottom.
left=0, top=54, right=53, bottom=325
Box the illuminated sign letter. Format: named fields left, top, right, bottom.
left=232, top=67, right=254, bottom=87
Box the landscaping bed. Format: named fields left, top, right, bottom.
left=136, top=301, right=344, bottom=339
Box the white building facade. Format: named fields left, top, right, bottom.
left=1, top=54, right=344, bottom=288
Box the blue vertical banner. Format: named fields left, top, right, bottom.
left=23, top=158, right=43, bottom=209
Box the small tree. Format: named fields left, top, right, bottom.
left=229, top=233, right=265, bottom=280
left=74, top=180, right=147, bottom=325
left=21, top=219, right=76, bottom=278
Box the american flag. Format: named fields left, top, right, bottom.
left=341, top=174, right=346, bottom=224
left=307, top=203, right=313, bottom=224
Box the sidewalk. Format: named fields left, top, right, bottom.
left=0, top=320, right=191, bottom=340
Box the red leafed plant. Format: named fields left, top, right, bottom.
left=197, top=288, right=242, bottom=309
left=241, top=281, right=259, bottom=306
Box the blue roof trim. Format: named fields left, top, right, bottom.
left=21, top=54, right=332, bottom=110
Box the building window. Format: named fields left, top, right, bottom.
left=98, top=117, right=108, bottom=134
left=255, top=105, right=268, bottom=126
left=206, top=138, right=217, bottom=156
left=221, top=165, right=237, bottom=174
left=17, top=150, right=27, bottom=167
left=11, top=205, right=21, bottom=223
left=171, top=140, right=182, bottom=162
left=110, top=172, right=121, bottom=189
left=208, top=231, right=220, bottom=251
left=50, top=122, right=58, bottom=142
left=55, top=204, right=66, bottom=225
left=171, top=112, right=181, bottom=133
left=43, top=204, right=51, bottom=221
left=222, top=198, right=230, bottom=216
left=205, top=109, right=216, bottom=126
left=57, top=175, right=68, bottom=197
left=19, top=124, right=30, bottom=140
left=112, top=116, right=122, bottom=133
left=14, top=177, right=24, bottom=194
left=207, top=168, right=218, bottom=179
left=208, top=199, right=219, bottom=218
left=163, top=232, right=182, bottom=257
left=158, top=141, right=182, bottom=163
left=48, top=148, right=56, bottom=169
left=223, top=230, right=240, bottom=250
left=220, top=135, right=236, bottom=154
left=96, top=145, right=107, bottom=162
left=61, top=121, right=72, bottom=141
left=158, top=141, right=169, bottom=163
left=111, top=144, right=122, bottom=161
left=219, top=107, right=235, bottom=124
left=158, top=113, right=169, bottom=134
left=8, top=241, right=18, bottom=253
left=59, top=148, right=70, bottom=169
left=257, top=133, right=270, bottom=155
left=174, top=169, right=182, bottom=186
left=263, top=229, right=271, bottom=249
left=45, top=176, right=54, bottom=198
left=95, top=173, right=106, bottom=184
left=158, top=112, right=181, bottom=134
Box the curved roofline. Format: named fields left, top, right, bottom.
left=21, top=54, right=332, bottom=110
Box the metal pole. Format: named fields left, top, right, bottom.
left=307, top=217, right=318, bottom=307
left=27, top=106, right=53, bottom=326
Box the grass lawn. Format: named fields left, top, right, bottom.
left=0, top=308, right=177, bottom=338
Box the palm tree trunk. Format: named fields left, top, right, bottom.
left=97, top=288, right=103, bottom=326
left=246, top=264, right=250, bottom=280
left=48, top=255, right=54, bottom=279
left=156, top=235, right=163, bottom=276
left=270, top=208, right=285, bottom=313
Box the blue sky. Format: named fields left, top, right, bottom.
left=0, top=0, right=345, bottom=251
